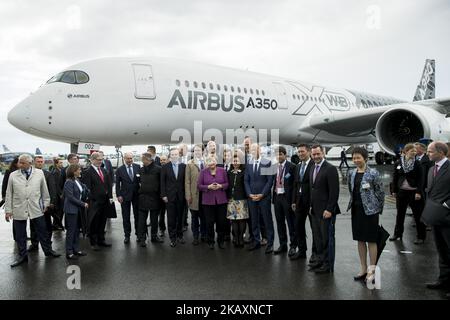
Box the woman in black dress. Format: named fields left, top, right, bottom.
left=347, top=147, right=384, bottom=283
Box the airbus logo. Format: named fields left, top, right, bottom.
left=288, top=81, right=355, bottom=116
left=67, top=94, right=90, bottom=99
left=167, top=89, right=278, bottom=112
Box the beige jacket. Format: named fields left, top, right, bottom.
left=4, top=168, right=50, bottom=220
left=185, top=159, right=202, bottom=210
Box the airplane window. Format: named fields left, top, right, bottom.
left=231, top=86, right=234, bottom=92
left=185, top=80, right=190, bottom=87
left=302, top=96, right=305, bottom=100
left=176, top=80, right=181, bottom=87
left=297, top=95, right=300, bottom=99
left=314, top=97, right=317, bottom=102
left=244, top=88, right=247, bottom=94
left=256, top=89, right=259, bottom=95
left=194, top=81, right=198, bottom=88
left=209, top=83, right=214, bottom=90
left=237, top=87, right=241, bottom=93
left=292, top=94, right=296, bottom=99
left=250, top=89, right=253, bottom=94
left=75, top=71, right=89, bottom=84
left=46, top=72, right=64, bottom=84
left=262, top=90, right=265, bottom=96
left=217, top=84, right=221, bottom=91
left=224, top=85, right=228, bottom=91
left=202, top=82, right=206, bottom=89
left=60, top=71, right=76, bottom=84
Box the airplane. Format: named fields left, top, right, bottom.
left=7, top=57, right=450, bottom=163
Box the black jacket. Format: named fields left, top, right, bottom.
left=272, top=161, right=296, bottom=205
left=392, top=159, right=424, bottom=194
left=160, top=161, right=186, bottom=202
left=138, top=163, right=161, bottom=210
left=292, top=159, right=314, bottom=208
left=82, top=166, right=112, bottom=204
left=418, top=154, right=433, bottom=191
left=43, top=169, right=58, bottom=206
left=426, top=160, right=450, bottom=208
left=227, top=167, right=246, bottom=200
left=115, top=163, right=141, bottom=201
left=309, top=160, right=341, bottom=216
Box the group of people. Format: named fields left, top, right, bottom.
left=2, top=139, right=450, bottom=298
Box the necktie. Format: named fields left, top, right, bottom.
left=173, top=163, right=178, bottom=179
left=299, top=162, right=306, bottom=182
left=98, top=167, right=104, bottom=183
left=200, top=160, right=204, bottom=170
left=253, top=160, right=259, bottom=174
left=313, top=165, right=320, bottom=183
left=23, top=170, right=30, bottom=180
left=277, top=164, right=284, bottom=188
left=127, top=165, right=133, bottom=180
left=433, top=164, right=439, bottom=177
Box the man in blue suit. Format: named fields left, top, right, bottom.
left=116, top=152, right=141, bottom=244
left=244, top=143, right=275, bottom=254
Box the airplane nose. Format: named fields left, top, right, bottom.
left=8, top=99, right=31, bottom=132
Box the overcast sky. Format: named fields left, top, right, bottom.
left=1, top=0, right=449, bottom=155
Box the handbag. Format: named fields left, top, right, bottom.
left=421, top=199, right=450, bottom=226
left=105, top=201, right=117, bottom=219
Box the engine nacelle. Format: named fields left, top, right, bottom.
left=375, top=104, right=449, bottom=154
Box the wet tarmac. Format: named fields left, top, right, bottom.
left=0, top=163, right=447, bottom=300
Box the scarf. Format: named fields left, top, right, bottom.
left=401, top=155, right=415, bottom=173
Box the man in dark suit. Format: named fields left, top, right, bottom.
left=242, top=136, right=254, bottom=244
left=308, top=145, right=340, bottom=274
left=29, top=155, right=58, bottom=251
left=137, top=153, right=163, bottom=246
left=415, top=142, right=433, bottom=239
left=291, top=144, right=316, bottom=261
left=339, top=147, right=349, bottom=169
left=82, top=152, right=113, bottom=250
left=59, top=153, right=79, bottom=190
left=116, top=152, right=141, bottom=244
left=161, top=148, right=186, bottom=247
left=50, top=157, right=65, bottom=230
left=99, top=151, right=114, bottom=184
left=272, top=146, right=296, bottom=255
left=424, top=142, right=450, bottom=299
left=244, top=143, right=275, bottom=254
left=158, top=154, right=168, bottom=236
left=148, top=145, right=161, bottom=166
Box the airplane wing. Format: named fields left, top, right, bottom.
left=305, top=97, right=450, bottom=137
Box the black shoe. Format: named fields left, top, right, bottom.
left=140, top=241, right=147, bottom=248
left=209, top=243, right=215, bottom=250
left=151, top=236, right=164, bottom=243
left=177, top=237, right=186, bottom=244
left=426, top=281, right=450, bottom=290
left=218, top=242, right=225, bottom=249
left=66, top=254, right=78, bottom=260
left=170, top=241, right=177, bottom=248
left=389, top=235, right=402, bottom=241
left=290, top=251, right=306, bottom=260
left=10, top=256, right=28, bottom=268
left=98, top=242, right=112, bottom=247
left=288, top=247, right=297, bottom=257
left=315, top=265, right=331, bottom=274
left=273, top=245, right=287, bottom=255
left=74, top=251, right=87, bottom=256
left=308, top=262, right=322, bottom=271
left=124, top=237, right=130, bottom=244
left=27, top=243, right=39, bottom=252
left=354, top=273, right=368, bottom=281
left=248, top=243, right=261, bottom=251
left=192, top=238, right=200, bottom=246
left=309, top=256, right=318, bottom=264
left=265, top=245, right=273, bottom=254
left=44, top=250, right=61, bottom=258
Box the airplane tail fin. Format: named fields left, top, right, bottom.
left=2, top=144, right=10, bottom=152
left=35, top=147, right=42, bottom=155
left=413, top=59, right=435, bottom=101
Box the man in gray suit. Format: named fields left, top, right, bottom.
left=424, top=142, right=450, bottom=299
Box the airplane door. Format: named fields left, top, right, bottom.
left=132, top=64, right=156, bottom=99
left=272, top=82, right=288, bottom=109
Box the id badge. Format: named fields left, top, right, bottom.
left=362, top=183, right=371, bottom=189
left=277, top=187, right=285, bottom=194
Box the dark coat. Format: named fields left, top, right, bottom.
left=115, top=163, right=141, bottom=201
left=81, top=166, right=112, bottom=204
left=227, top=167, right=247, bottom=200
left=392, top=159, right=424, bottom=194
left=292, top=159, right=314, bottom=207
left=160, top=161, right=186, bottom=202
left=138, top=163, right=162, bottom=210
left=63, top=179, right=89, bottom=214
left=272, top=160, right=296, bottom=205
left=309, top=160, right=341, bottom=216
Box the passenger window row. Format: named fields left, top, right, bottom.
left=176, top=79, right=265, bottom=96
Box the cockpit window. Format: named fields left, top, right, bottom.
left=46, top=70, right=89, bottom=85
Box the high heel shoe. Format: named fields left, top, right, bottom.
left=353, top=273, right=367, bottom=281
left=365, top=266, right=376, bottom=284
left=389, top=235, right=402, bottom=241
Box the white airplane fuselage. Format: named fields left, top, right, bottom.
left=8, top=57, right=406, bottom=147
